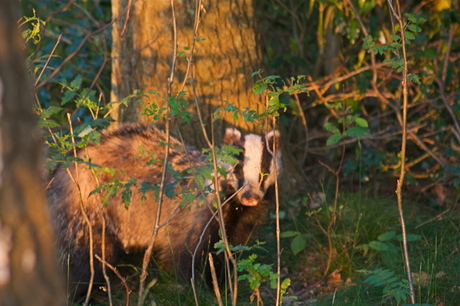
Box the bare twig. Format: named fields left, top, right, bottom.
left=272, top=116, right=282, bottom=306
left=101, top=217, right=113, bottom=306
left=441, top=23, right=456, bottom=83
left=191, top=73, right=239, bottom=305
left=387, top=0, right=416, bottom=302
left=184, top=1, right=239, bottom=305
left=208, top=253, right=224, bottom=306
left=318, top=126, right=346, bottom=279
left=65, top=113, right=94, bottom=306
left=289, top=77, right=309, bottom=178
left=95, top=254, right=131, bottom=306
left=137, top=0, right=177, bottom=303
left=120, top=0, right=135, bottom=37
left=34, top=33, right=62, bottom=86
left=35, top=6, right=122, bottom=89
left=35, top=31, right=92, bottom=89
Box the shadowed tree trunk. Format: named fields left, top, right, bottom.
left=0, top=2, right=64, bottom=305
left=111, top=0, right=264, bottom=146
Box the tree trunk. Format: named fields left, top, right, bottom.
left=111, top=0, right=264, bottom=146
left=0, top=2, right=64, bottom=305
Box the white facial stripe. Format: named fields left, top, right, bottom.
left=243, top=134, right=263, bottom=186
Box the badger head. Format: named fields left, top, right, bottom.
left=224, top=128, right=282, bottom=206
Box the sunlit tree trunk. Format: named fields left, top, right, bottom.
left=0, top=2, right=64, bottom=305
left=111, top=0, right=264, bottom=145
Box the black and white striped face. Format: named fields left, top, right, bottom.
left=224, top=128, right=282, bottom=206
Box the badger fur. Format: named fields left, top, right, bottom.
left=46, top=123, right=281, bottom=299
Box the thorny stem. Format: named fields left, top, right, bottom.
left=387, top=0, right=416, bottom=303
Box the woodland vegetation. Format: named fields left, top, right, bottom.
left=0, top=0, right=459, bottom=305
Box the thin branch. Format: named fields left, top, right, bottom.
left=441, top=23, right=456, bottom=83
left=65, top=113, right=94, bottom=306
left=389, top=0, right=416, bottom=303
left=137, top=0, right=176, bottom=303
left=34, top=33, right=62, bottom=86
left=95, top=254, right=131, bottom=306
left=208, top=254, right=224, bottom=306
left=273, top=116, right=282, bottom=306
left=100, top=217, right=113, bottom=306
left=120, top=0, right=135, bottom=37
left=190, top=73, right=239, bottom=305
left=35, top=31, right=92, bottom=89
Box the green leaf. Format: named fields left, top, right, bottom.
left=264, top=75, right=281, bottom=80
left=121, top=187, right=132, bottom=208
left=253, top=82, right=268, bottom=94
left=38, top=119, right=60, bottom=129
left=378, top=231, right=396, bottom=241
left=408, top=73, right=421, bottom=84
left=326, top=134, right=343, bottom=146
left=291, top=234, right=307, bottom=255
left=354, top=244, right=370, bottom=256
left=404, top=31, right=415, bottom=41
left=354, top=117, right=369, bottom=128
left=280, top=231, right=300, bottom=238
left=62, top=90, right=77, bottom=105
left=179, top=192, right=196, bottom=207
left=371, top=44, right=394, bottom=55
left=390, top=34, right=401, bottom=42
left=363, top=35, right=375, bottom=50
left=384, top=58, right=404, bottom=70
left=404, top=13, right=426, bottom=24
left=324, top=122, right=340, bottom=134
left=70, top=75, right=82, bottom=89
left=369, top=241, right=390, bottom=251
left=408, top=24, right=422, bottom=33
left=39, top=105, right=63, bottom=119
left=344, top=126, right=370, bottom=137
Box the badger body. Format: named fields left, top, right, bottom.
left=46, top=123, right=281, bottom=298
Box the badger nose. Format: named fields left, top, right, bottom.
left=241, top=191, right=260, bottom=206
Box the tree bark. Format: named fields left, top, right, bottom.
left=0, top=2, right=65, bottom=305
left=111, top=0, right=264, bottom=146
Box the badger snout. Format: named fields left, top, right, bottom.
left=239, top=189, right=262, bottom=206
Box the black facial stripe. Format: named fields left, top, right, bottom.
left=232, top=135, right=246, bottom=187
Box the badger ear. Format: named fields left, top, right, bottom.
left=266, top=130, right=281, bottom=152
left=224, top=128, right=242, bottom=145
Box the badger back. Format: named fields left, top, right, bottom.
left=223, top=128, right=281, bottom=206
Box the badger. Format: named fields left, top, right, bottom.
left=46, top=123, right=281, bottom=299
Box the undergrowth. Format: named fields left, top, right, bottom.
left=279, top=191, right=460, bottom=305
